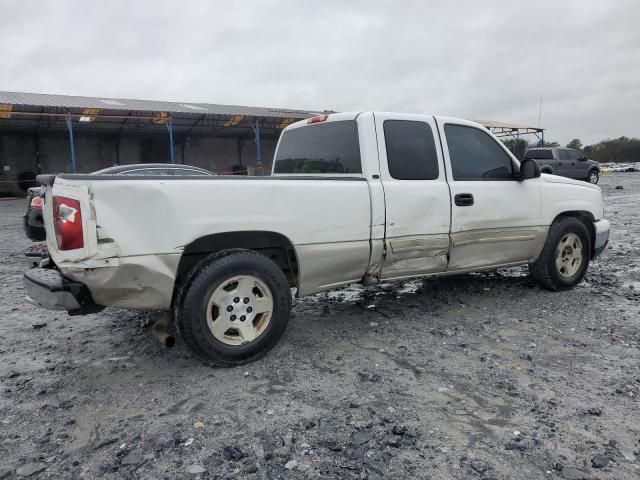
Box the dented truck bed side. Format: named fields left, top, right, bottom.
left=40, top=174, right=374, bottom=309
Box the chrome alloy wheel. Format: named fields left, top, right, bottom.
left=589, top=171, right=599, bottom=184
left=555, top=233, right=583, bottom=278
left=205, top=275, right=273, bottom=346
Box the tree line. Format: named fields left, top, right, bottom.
left=502, top=136, right=640, bottom=163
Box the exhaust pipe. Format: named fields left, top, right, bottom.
left=151, top=316, right=175, bottom=347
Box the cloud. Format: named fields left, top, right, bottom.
left=1, top=0, right=638, bottom=145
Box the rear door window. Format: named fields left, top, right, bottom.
left=384, top=120, right=439, bottom=180
left=445, top=124, right=514, bottom=180
left=274, top=121, right=361, bottom=174
left=558, top=149, right=571, bottom=160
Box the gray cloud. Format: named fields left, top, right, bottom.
left=1, top=0, right=639, bottom=145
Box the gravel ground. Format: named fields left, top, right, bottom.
left=1, top=174, right=639, bottom=480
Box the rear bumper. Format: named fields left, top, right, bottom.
left=24, top=267, right=104, bottom=315
left=593, top=219, right=610, bottom=258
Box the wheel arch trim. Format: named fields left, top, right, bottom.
left=175, top=231, right=299, bottom=290
left=551, top=211, right=596, bottom=254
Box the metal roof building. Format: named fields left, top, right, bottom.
left=0, top=90, right=544, bottom=196
left=0, top=91, right=325, bottom=194
left=0, top=91, right=324, bottom=137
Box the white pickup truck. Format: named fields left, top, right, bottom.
left=25, top=112, right=610, bottom=366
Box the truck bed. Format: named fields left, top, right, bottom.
left=39, top=174, right=375, bottom=307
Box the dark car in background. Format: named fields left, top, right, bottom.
left=523, top=147, right=601, bottom=184
left=23, top=164, right=215, bottom=242
left=23, top=187, right=47, bottom=241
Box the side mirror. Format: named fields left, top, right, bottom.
left=578, top=156, right=588, bottom=161
left=518, top=158, right=541, bottom=181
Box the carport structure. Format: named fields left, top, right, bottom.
left=0, top=91, right=324, bottom=193
left=476, top=119, right=545, bottom=158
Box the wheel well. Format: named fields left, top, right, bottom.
left=175, top=231, right=299, bottom=289
left=554, top=211, right=595, bottom=250
left=541, top=167, right=553, bottom=174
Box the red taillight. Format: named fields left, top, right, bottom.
left=30, top=196, right=44, bottom=209
left=52, top=196, right=84, bottom=251
left=307, top=114, right=329, bottom=124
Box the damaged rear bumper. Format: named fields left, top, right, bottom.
left=58, top=254, right=180, bottom=310
left=24, top=267, right=104, bottom=315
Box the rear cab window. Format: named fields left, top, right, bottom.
left=273, top=120, right=361, bottom=175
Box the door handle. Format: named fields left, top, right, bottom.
left=454, top=193, right=474, bottom=207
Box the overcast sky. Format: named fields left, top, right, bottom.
left=1, top=0, right=639, bottom=145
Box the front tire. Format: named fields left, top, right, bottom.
left=530, top=217, right=591, bottom=291
left=176, top=250, right=291, bottom=366
left=587, top=169, right=599, bottom=184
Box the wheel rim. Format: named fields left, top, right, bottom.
left=555, top=233, right=583, bottom=278
left=205, top=275, right=273, bottom=346
left=589, top=172, right=598, bottom=183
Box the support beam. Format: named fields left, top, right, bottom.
left=166, top=117, right=175, bottom=164
left=35, top=107, right=44, bottom=173
left=237, top=137, right=244, bottom=168
left=252, top=119, right=263, bottom=176
left=114, top=135, right=121, bottom=165
left=65, top=112, right=77, bottom=173
left=35, top=132, right=41, bottom=174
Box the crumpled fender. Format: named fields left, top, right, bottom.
left=61, top=254, right=181, bottom=310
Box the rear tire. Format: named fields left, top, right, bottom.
left=587, top=169, right=599, bottom=184
left=175, top=250, right=291, bottom=367
left=530, top=217, right=591, bottom=291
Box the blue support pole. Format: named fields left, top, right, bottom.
left=167, top=117, right=175, bottom=164
left=254, top=119, right=263, bottom=176
left=65, top=112, right=77, bottom=173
